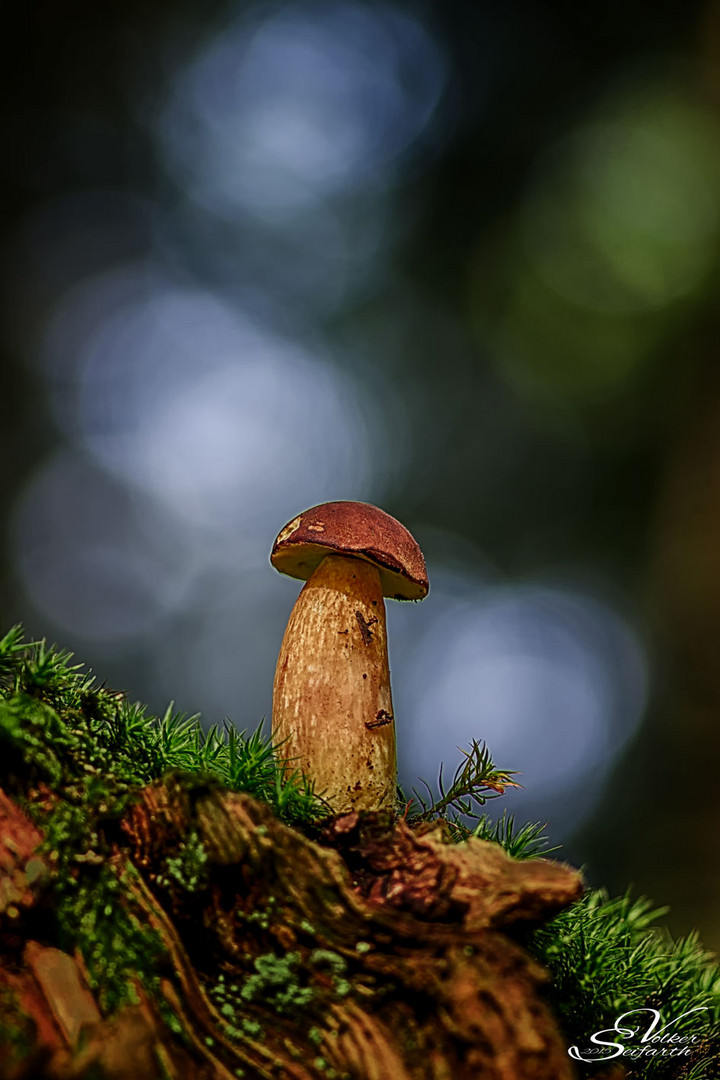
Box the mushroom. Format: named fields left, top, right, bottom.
left=270, top=501, right=429, bottom=813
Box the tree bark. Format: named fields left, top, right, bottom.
left=0, top=778, right=584, bottom=1079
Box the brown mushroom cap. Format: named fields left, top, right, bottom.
left=271, top=501, right=429, bottom=601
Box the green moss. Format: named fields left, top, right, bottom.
left=309, top=949, right=351, bottom=997
left=0, top=627, right=327, bottom=824
left=36, top=784, right=166, bottom=1013
left=309, top=949, right=346, bottom=974
left=531, top=890, right=720, bottom=1080
left=312, top=1057, right=338, bottom=1077
left=236, top=893, right=278, bottom=932
left=208, top=973, right=266, bottom=1043
left=55, top=855, right=165, bottom=1013
left=209, top=952, right=328, bottom=1040
left=241, top=951, right=315, bottom=1013
left=240, top=1018, right=262, bottom=1037
left=156, top=830, right=209, bottom=893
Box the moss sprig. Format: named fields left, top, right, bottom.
left=403, top=738, right=520, bottom=824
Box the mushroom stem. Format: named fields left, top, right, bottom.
left=272, top=553, right=396, bottom=813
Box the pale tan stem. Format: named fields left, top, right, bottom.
left=272, top=554, right=396, bottom=812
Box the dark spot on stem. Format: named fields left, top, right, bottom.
left=355, top=611, right=378, bottom=645
left=365, top=710, right=393, bottom=730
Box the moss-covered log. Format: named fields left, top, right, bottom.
left=0, top=774, right=584, bottom=1079
left=2, top=630, right=718, bottom=1080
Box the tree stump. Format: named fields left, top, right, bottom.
left=0, top=776, right=584, bottom=1079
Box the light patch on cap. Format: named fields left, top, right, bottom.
left=307, top=523, right=325, bottom=532
left=275, top=515, right=302, bottom=544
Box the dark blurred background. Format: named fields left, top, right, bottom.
left=3, top=0, right=720, bottom=947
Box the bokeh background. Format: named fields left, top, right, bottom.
left=3, top=0, right=720, bottom=948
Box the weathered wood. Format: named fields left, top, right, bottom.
left=0, top=779, right=586, bottom=1079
